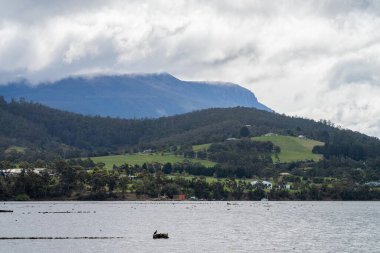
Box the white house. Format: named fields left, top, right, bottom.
left=251, top=180, right=272, bottom=189
left=365, top=182, right=380, bottom=187
left=6, top=168, right=23, bottom=174
left=3, top=168, right=48, bottom=175
left=33, top=168, right=46, bottom=174
left=278, top=184, right=291, bottom=190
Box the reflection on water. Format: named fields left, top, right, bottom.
left=0, top=201, right=379, bottom=253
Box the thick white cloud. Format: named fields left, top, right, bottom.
left=0, top=0, right=380, bottom=137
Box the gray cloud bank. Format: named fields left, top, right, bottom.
left=1, top=0, right=380, bottom=136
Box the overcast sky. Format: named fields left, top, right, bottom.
left=1, top=0, right=380, bottom=137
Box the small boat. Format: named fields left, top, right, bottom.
left=153, top=230, right=169, bottom=239
left=0, top=210, right=13, bottom=213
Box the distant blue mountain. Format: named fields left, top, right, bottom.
left=0, top=73, right=271, bottom=118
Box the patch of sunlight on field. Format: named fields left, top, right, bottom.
left=252, top=135, right=324, bottom=163
left=5, top=146, right=26, bottom=153
left=192, top=143, right=211, bottom=152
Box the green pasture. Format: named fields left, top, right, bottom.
left=253, top=135, right=324, bottom=163
left=192, top=143, right=212, bottom=152
left=90, top=153, right=216, bottom=169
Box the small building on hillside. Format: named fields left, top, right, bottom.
left=33, top=168, right=46, bottom=174
left=251, top=180, right=272, bottom=189
left=278, top=184, right=291, bottom=190
left=298, top=135, right=306, bottom=139
left=7, top=168, right=23, bottom=174
left=127, top=174, right=137, bottom=180
left=226, top=138, right=238, bottom=141
left=365, top=182, right=380, bottom=187
left=3, top=168, right=50, bottom=175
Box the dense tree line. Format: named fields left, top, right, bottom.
left=1, top=160, right=379, bottom=201
left=206, top=139, right=274, bottom=177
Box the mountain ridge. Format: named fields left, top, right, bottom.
left=0, top=73, right=271, bottom=118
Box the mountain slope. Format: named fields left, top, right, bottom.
left=0, top=73, right=271, bottom=118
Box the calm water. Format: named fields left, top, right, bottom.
left=0, top=201, right=379, bottom=253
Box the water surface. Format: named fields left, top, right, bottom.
left=0, top=201, right=379, bottom=252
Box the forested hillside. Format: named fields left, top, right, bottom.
left=1, top=97, right=380, bottom=162
left=2, top=98, right=380, bottom=201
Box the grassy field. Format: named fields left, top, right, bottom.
left=192, top=143, right=212, bottom=152
left=167, top=174, right=254, bottom=184
left=5, top=146, right=26, bottom=153
left=253, top=135, right=324, bottom=163
left=91, top=153, right=216, bottom=169
left=167, top=174, right=220, bottom=183
left=92, top=135, right=323, bottom=169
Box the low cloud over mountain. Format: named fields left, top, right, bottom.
left=1, top=1, right=380, bottom=136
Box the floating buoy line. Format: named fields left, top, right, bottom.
left=0, top=237, right=125, bottom=240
